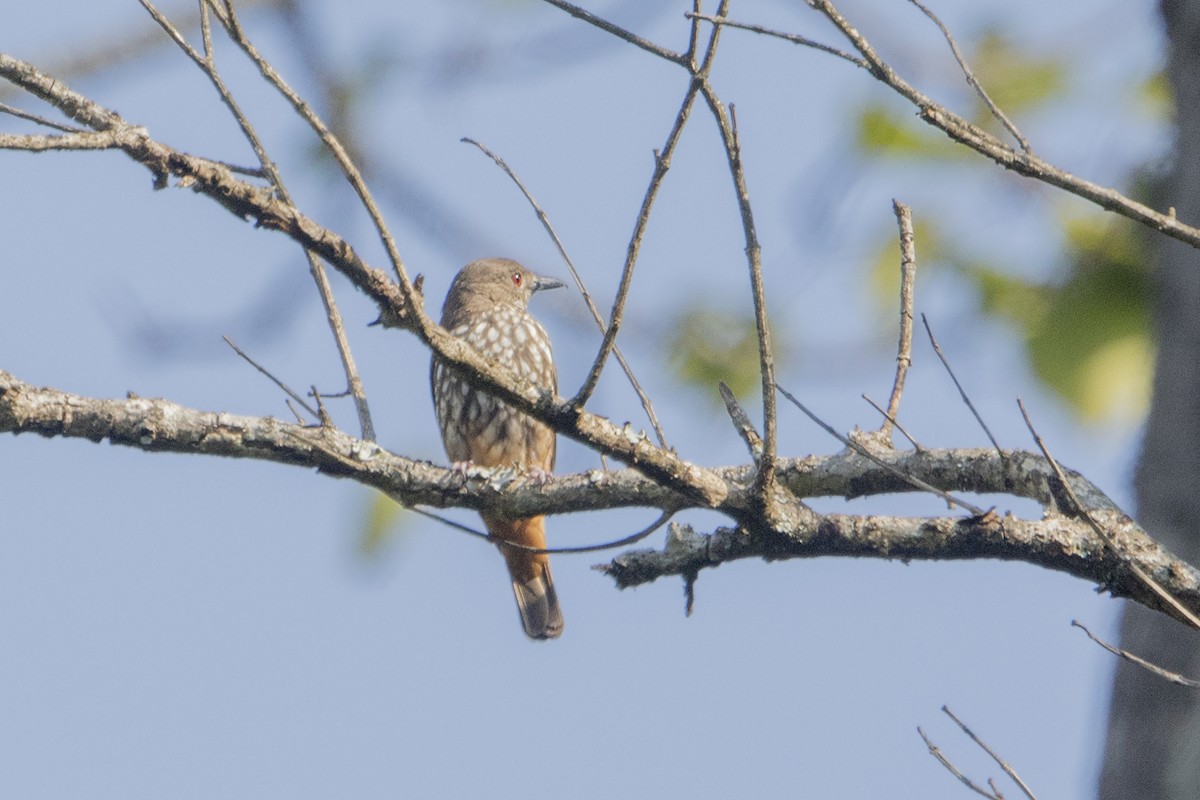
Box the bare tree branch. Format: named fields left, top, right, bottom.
left=139, top=0, right=376, bottom=441
left=802, top=0, right=1200, bottom=250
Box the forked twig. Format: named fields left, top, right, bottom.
left=923, top=314, right=1003, bottom=457
left=942, top=706, right=1038, bottom=800
left=1019, top=400, right=1200, bottom=629
left=917, top=726, right=1001, bottom=799
left=462, top=137, right=669, bottom=448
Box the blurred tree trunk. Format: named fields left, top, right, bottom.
left=1099, top=1, right=1200, bottom=797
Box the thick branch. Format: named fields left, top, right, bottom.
left=600, top=514, right=1200, bottom=624
left=5, top=368, right=1195, bottom=624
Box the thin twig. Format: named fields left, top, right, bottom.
left=1018, top=399, right=1200, bottom=630
left=539, top=0, right=686, bottom=65
left=685, top=11, right=867, bottom=68
left=569, top=8, right=726, bottom=408
left=881, top=199, right=916, bottom=441
left=699, top=79, right=778, bottom=492
left=862, top=394, right=924, bottom=451
left=907, top=0, right=1031, bottom=153
left=140, top=0, right=376, bottom=440
left=412, top=502, right=674, bottom=556
left=500, top=509, right=675, bottom=555
left=777, top=384, right=986, bottom=515
left=923, top=314, right=1003, bottom=458
left=719, top=381, right=764, bottom=459
left=223, top=336, right=320, bottom=419
left=1072, top=620, right=1200, bottom=689
left=0, top=101, right=86, bottom=132
left=942, top=706, right=1038, bottom=800
left=461, top=136, right=669, bottom=448
left=918, top=727, right=1001, bottom=799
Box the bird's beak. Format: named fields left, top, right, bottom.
left=532, top=275, right=566, bottom=293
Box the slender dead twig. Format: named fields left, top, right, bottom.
left=223, top=336, right=320, bottom=419
left=501, top=509, right=675, bottom=555
left=881, top=199, right=916, bottom=442
left=685, top=11, right=866, bottom=68
left=1072, top=620, right=1200, bottom=688
left=862, top=393, right=924, bottom=451
left=719, top=381, right=765, bottom=459
left=539, top=0, right=686, bottom=65
left=942, top=706, right=1038, bottom=800
left=0, top=101, right=86, bottom=132
left=1019, top=400, right=1200, bottom=630
left=917, top=727, right=1001, bottom=799
left=461, top=137, right=669, bottom=448
left=140, top=0, right=376, bottom=440
left=777, top=384, right=986, bottom=515
left=699, top=81, right=778, bottom=495
left=569, top=7, right=727, bottom=408
left=923, top=314, right=1003, bottom=458
left=906, top=0, right=1030, bottom=153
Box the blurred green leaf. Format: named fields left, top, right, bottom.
left=1025, top=214, right=1152, bottom=421
left=955, top=213, right=1153, bottom=423
left=357, top=491, right=408, bottom=558
left=855, top=104, right=959, bottom=158
left=971, top=30, right=1067, bottom=114
left=668, top=304, right=778, bottom=402
left=1135, top=69, right=1172, bottom=120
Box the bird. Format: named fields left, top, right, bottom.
left=430, top=258, right=566, bottom=640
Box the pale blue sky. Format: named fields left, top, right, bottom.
left=0, top=1, right=1166, bottom=797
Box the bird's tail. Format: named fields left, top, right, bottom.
left=484, top=514, right=564, bottom=640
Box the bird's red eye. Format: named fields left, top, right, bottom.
left=511, top=272, right=523, bottom=287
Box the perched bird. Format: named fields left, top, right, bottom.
left=431, top=258, right=566, bottom=640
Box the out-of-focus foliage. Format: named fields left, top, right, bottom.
left=357, top=492, right=408, bottom=557
left=855, top=103, right=959, bottom=158
left=969, top=30, right=1067, bottom=116
left=668, top=304, right=778, bottom=404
